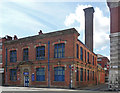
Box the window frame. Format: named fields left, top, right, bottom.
left=54, top=43, right=65, bottom=58
left=36, top=46, right=45, bottom=60
left=93, top=56, right=94, bottom=65
left=10, top=50, right=17, bottom=62
left=76, top=44, right=79, bottom=59
left=85, top=50, right=86, bottom=62
left=23, top=48, right=29, bottom=61
left=36, top=67, right=45, bottom=81
left=87, top=52, right=89, bottom=63
left=87, top=70, right=89, bottom=81
left=80, top=47, right=83, bottom=61
left=80, top=68, right=83, bottom=81
left=76, top=67, right=79, bottom=81
left=54, top=67, right=65, bottom=81
left=10, top=69, right=17, bottom=81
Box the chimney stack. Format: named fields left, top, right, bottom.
left=39, top=30, right=43, bottom=35
left=14, top=35, right=18, bottom=40
left=84, top=7, right=94, bottom=52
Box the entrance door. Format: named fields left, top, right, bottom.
left=24, top=76, right=29, bottom=87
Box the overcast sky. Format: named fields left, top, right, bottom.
left=0, top=0, right=110, bottom=59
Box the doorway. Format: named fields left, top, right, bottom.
left=24, top=76, right=29, bottom=87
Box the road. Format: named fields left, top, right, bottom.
left=1, top=83, right=120, bottom=93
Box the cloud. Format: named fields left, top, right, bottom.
left=101, top=46, right=107, bottom=50
left=64, top=4, right=110, bottom=51
left=64, top=5, right=92, bottom=33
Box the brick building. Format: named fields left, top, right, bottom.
left=2, top=7, right=105, bottom=88
left=3, top=28, right=98, bottom=88
left=0, top=38, right=4, bottom=86
left=97, top=64, right=105, bottom=84
left=97, top=54, right=110, bottom=82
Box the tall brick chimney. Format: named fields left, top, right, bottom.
left=84, top=7, right=94, bottom=52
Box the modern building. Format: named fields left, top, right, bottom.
left=97, top=54, right=110, bottom=82
left=107, top=1, right=120, bottom=90
left=0, top=38, right=4, bottom=86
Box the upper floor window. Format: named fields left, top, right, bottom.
left=10, top=69, right=17, bottom=81
left=54, top=43, right=65, bottom=58
left=80, top=47, right=83, bottom=61
left=0, top=42, right=2, bottom=49
left=97, top=58, right=102, bottom=61
left=36, top=46, right=45, bottom=60
left=93, top=56, right=94, bottom=65
left=23, top=48, right=28, bottom=61
left=36, top=67, right=45, bottom=81
left=85, top=50, right=86, bottom=62
left=10, top=50, right=17, bottom=62
left=0, top=55, right=2, bottom=63
left=87, top=52, right=89, bottom=63
left=76, top=44, right=79, bottom=58
left=54, top=67, right=65, bottom=81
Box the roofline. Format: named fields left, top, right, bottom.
left=77, top=39, right=97, bottom=56
left=4, top=28, right=80, bottom=45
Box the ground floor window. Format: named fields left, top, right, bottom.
left=36, top=67, right=45, bottom=81
left=93, top=71, right=94, bottom=80
left=85, top=69, right=86, bottom=81
left=80, top=68, right=83, bottom=81
left=87, top=70, right=89, bottom=81
left=76, top=67, right=79, bottom=81
left=10, top=69, right=17, bottom=81
left=54, top=67, right=65, bottom=81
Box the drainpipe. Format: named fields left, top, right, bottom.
left=48, top=41, right=50, bottom=87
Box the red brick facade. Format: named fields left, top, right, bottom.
left=97, top=54, right=109, bottom=77
left=2, top=28, right=104, bottom=88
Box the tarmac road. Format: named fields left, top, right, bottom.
left=1, top=83, right=120, bottom=93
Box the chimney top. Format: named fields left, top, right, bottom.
left=39, top=30, right=43, bottom=35
left=14, top=35, right=18, bottom=40
left=83, top=7, right=94, bottom=13
left=5, top=35, right=12, bottom=41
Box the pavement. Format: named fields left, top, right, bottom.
left=0, top=83, right=120, bottom=93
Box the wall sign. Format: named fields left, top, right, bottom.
left=23, top=72, right=29, bottom=75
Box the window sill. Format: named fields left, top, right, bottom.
left=35, top=81, right=46, bottom=82
left=53, top=81, right=65, bottom=82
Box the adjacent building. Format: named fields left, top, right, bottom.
left=97, top=54, right=109, bottom=82
left=107, top=1, right=120, bottom=90
left=0, top=38, right=4, bottom=86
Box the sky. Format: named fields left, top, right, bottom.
left=0, top=0, right=110, bottom=59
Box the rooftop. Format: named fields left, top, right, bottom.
left=4, top=28, right=79, bottom=45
